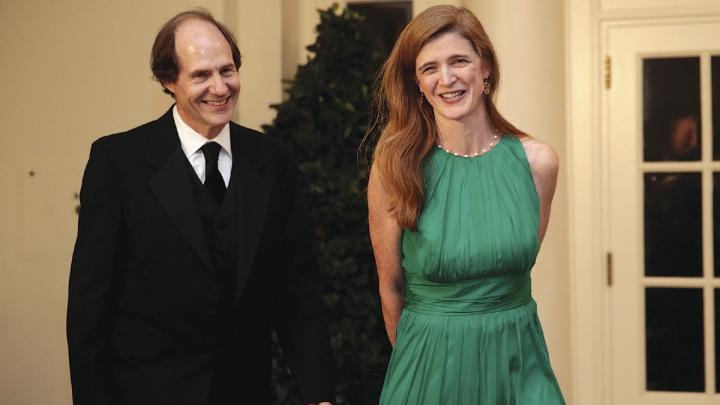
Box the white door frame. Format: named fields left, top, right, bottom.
left=567, top=1, right=720, bottom=404
left=605, top=17, right=720, bottom=404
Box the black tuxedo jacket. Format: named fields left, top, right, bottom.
left=67, top=107, right=333, bottom=404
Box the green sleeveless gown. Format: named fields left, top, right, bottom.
left=379, top=135, right=565, bottom=404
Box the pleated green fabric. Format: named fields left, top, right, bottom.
left=379, top=135, right=566, bottom=405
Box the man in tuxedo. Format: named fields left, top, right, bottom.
left=67, top=10, right=333, bottom=405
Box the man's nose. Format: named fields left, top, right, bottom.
left=209, top=73, right=229, bottom=94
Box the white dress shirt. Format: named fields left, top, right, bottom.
left=173, top=106, right=232, bottom=186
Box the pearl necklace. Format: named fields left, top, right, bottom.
left=437, top=134, right=500, bottom=158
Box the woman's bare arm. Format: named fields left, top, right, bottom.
left=367, top=165, right=405, bottom=346
left=519, top=135, right=560, bottom=246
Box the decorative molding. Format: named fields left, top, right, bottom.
left=601, top=0, right=720, bottom=13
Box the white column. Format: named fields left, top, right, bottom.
left=463, top=0, right=572, bottom=401
left=281, top=0, right=342, bottom=85
left=231, top=0, right=283, bottom=131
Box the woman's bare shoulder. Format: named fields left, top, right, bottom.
left=515, top=134, right=559, bottom=177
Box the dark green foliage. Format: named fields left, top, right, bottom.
left=262, top=4, right=391, bottom=405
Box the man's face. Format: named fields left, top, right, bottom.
left=164, top=19, right=240, bottom=139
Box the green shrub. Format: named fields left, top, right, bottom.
left=263, top=4, right=390, bottom=404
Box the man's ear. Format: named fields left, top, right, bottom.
left=163, top=81, right=176, bottom=95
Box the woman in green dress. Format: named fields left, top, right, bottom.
left=366, top=5, right=566, bottom=404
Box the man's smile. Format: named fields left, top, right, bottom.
left=203, top=96, right=231, bottom=106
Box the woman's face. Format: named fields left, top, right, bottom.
left=415, top=31, right=489, bottom=124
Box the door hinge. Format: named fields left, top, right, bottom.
left=606, top=252, right=613, bottom=287
left=604, top=55, right=612, bottom=89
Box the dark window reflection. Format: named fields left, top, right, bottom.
left=713, top=57, right=720, bottom=160
left=645, top=172, right=702, bottom=277
left=348, top=2, right=412, bottom=58
left=715, top=173, right=720, bottom=277
left=716, top=289, right=720, bottom=393
left=643, top=57, right=701, bottom=162
left=646, top=288, right=704, bottom=392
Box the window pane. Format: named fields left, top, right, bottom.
left=348, top=2, right=411, bottom=58
left=646, top=288, right=704, bottom=392
left=645, top=172, right=702, bottom=277
left=643, top=57, right=701, bottom=162
left=715, top=173, right=720, bottom=277
left=716, top=289, right=720, bottom=393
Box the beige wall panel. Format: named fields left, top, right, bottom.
left=0, top=1, right=225, bottom=404
left=465, top=0, right=572, bottom=401
left=19, top=157, right=86, bottom=259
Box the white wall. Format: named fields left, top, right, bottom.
left=0, top=1, right=222, bottom=403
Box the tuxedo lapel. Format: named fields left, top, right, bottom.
left=146, top=108, right=213, bottom=271
left=229, top=129, right=270, bottom=302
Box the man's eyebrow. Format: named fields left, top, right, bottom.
left=188, top=63, right=236, bottom=76
left=188, top=68, right=210, bottom=76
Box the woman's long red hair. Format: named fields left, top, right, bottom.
left=364, top=5, right=524, bottom=230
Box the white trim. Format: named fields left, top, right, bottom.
left=566, top=0, right=609, bottom=403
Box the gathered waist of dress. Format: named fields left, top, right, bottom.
left=403, top=272, right=532, bottom=315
